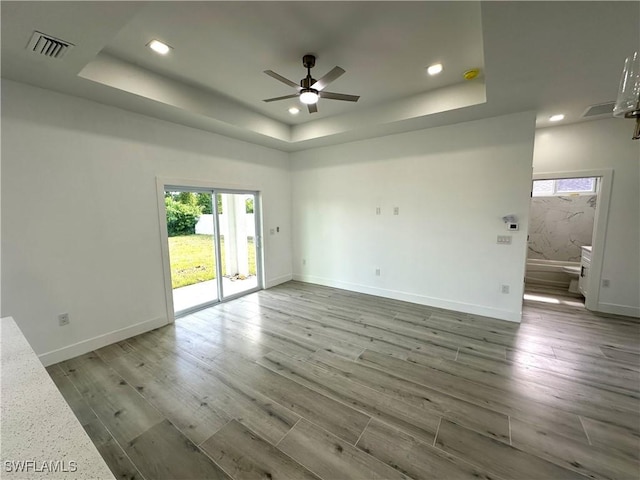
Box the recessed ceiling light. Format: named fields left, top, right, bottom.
left=288, top=107, right=300, bottom=115
left=549, top=114, right=565, bottom=122
left=148, top=39, right=171, bottom=55
left=427, top=63, right=443, bottom=76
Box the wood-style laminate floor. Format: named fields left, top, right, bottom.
left=48, top=281, right=640, bottom=480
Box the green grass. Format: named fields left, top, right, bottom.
left=168, top=235, right=256, bottom=289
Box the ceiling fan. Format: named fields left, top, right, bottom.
left=263, top=54, right=360, bottom=113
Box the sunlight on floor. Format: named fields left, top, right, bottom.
left=523, top=293, right=585, bottom=308
left=523, top=293, right=560, bottom=304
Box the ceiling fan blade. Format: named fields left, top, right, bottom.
left=263, top=93, right=300, bottom=103
left=319, top=91, right=360, bottom=102
left=307, top=103, right=318, bottom=114
left=264, top=70, right=300, bottom=89
left=311, top=66, right=345, bottom=91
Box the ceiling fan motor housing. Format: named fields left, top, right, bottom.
left=302, top=54, right=316, bottom=69
left=301, top=54, right=317, bottom=88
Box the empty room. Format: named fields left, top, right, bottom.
left=1, top=2, right=639, bottom=479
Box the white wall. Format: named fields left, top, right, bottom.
left=290, top=112, right=536, bottom=322
left=1, top=80, right=292, bottom=364
left=533, top=118, right=640, bottom=317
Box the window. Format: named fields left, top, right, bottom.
left=555, top=177, right=597, bottom=193
left=532, top=180, right=554, bottom=196
left=532, top=177, right=597, bottom=197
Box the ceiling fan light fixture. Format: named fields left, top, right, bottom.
left=263, top=56, right=358, bottom=113
left=299, top=89, right=319, bottom=104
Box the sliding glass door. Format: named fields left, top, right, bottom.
left=164, top=187, right=261, bottom=316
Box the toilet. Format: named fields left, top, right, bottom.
left=562, top=265, right=581, bottom=294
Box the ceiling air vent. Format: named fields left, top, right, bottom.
left=582, top=102, right=615, bottom=118
left=26, top=31, right=74, bottom=59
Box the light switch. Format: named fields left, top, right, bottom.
left=497, top=235, right=512, bottom=245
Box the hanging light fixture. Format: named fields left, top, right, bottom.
left=613, top=51, right=640, bottom=140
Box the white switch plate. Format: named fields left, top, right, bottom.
left=497, top=235, right=512, bottom=245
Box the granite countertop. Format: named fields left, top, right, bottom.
left=1, top=316, right=114, bottom=479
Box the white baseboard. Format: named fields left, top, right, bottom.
left=596, top=302, right=640, bottom=318
left=38, top=316, right=168, bottom=366
left=265, top=274, right=293, bottom=289
left=293, top=274, right=521, bottom=323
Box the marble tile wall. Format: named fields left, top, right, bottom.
left=527, top=195, right=597, bottom=262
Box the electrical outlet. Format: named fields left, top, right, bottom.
left=602, top=279, right=610, bottom=288
left=375, top=268, right=381, bottom=276
left=302, top=259, right=306, bottom=266
left=393, top=207, right=399, bottom=215
left=269, top=228, right=275, bottom=235
left=376, top=207, right=381, bottom=215
left=501, top=285, right=510, bottom=294
left=58, top=313, right=70, bottom=326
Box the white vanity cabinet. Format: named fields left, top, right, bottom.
left=579, top=246, right=592, bottom=297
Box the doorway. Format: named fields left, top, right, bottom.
left=523, top=169, right=613, bottom=312
left=525, top=176, right=599, bottom=304
left=161, top=185, right=262, bottom=317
